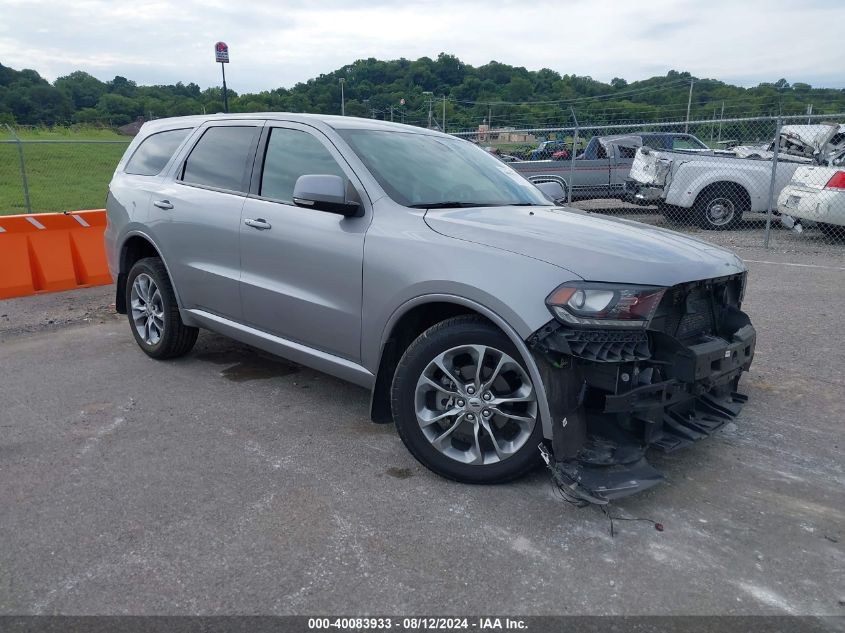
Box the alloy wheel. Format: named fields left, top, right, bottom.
left=130, top=273, right=165, bottom=345
left=414, top=344, right=537, bottom=466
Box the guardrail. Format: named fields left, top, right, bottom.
left=0, top=209, right=111, bottom=300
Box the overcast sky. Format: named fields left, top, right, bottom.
left=2, top=0, right=843, bottom=93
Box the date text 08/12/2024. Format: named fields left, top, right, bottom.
left=307, top=617, right=528, bottom=630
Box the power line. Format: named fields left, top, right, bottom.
left=448, top=77, right=696, bottom=106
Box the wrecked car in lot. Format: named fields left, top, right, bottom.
left=628, top=123, right=845, bottom=229
left=512, top=132, right=707, bottom=200
left=105, top=114, right=756, bottom=504
left=777, top=150, right=845, bottom=238
left=512, top=132, right=708, bottom=202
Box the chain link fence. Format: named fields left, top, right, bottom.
left=453, top=113, right=845, bottom=249
left=3, top=116, right=845, bottom=249
left=0, top=126, right=130, bottom=216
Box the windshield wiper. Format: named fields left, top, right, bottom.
left=408, top=201, right=545, bottom=209
left=407, top=201, right=491, bottom=209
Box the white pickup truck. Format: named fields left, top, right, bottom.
left=627, top=124, right=845, bottom=229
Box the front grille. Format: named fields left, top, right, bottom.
left=562, top=329, right=650, bottom=362
left=650, top=274, right=744, bottom=341
left=667, top=287, right=716, bottom=339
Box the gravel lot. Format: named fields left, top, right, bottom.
left=1, top=240, right=843, bottom=616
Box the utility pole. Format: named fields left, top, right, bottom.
left=807, top=103, right=813, bottom=124
left=423, top=91, right=433, bottom=129
left=390, top=105, right=394, bottom=122
left=717, top=100, right=725, bottom=143
left=442, top=95, right=447, bottom=133
left=339, top=78, right=345, bottom=116
left=684, top=78, right=694, bottom=133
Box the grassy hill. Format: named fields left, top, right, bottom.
left=3, top=55, right=845, bottom=130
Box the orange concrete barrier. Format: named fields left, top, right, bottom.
left=0, top=209, right=112, bottom=300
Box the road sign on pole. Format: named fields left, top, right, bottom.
left=214, top=42, right=229, bottom=113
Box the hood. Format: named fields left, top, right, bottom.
left=686, top=125, right=844, bottom=164
left=424, top=206, right=745, bottom=287
left=780, top=124, right=842, bottom=154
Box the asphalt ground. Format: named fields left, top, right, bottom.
left=1, top=242, right=844, bottom=617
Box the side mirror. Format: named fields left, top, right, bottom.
left=534, top=180, right=567, bottom=203
left=293, top=174, right=362, bottom=217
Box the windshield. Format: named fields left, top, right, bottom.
left=338, top=129, right=551, bottom=208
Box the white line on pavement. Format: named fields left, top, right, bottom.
left=745, top=259, right=845, bottom=271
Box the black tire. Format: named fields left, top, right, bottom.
left=694, top=184, right=746, bottom=230
left=390, top=315, right=543, bottom=484
left=125, top=257, right=198, bottom=359
left=818, top=222, right=845, bottom=241
left=658, top=202, right=690, bottom=226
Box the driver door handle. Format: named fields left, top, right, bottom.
left=153, top=199, right=174, bottom=210
left=244, top=218, right=272, bottom=230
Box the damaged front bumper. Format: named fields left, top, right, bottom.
left=528, top=274, right=756, bottom=503
left=626, top=180, right=665, bottom=204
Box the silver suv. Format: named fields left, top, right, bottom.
left=105, top=114, right=756, bottom=503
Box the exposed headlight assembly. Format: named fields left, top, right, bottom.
left=546, top=282, right=666, bottom=328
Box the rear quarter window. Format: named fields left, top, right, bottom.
left=124, top=128, right=191, bottom=176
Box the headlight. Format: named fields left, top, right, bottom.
left=546, top=282, right=665, bottom=328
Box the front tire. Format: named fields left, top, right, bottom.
left=126, top=257, right=198, bottom=359
left=390, top=316, right=543, bottom=484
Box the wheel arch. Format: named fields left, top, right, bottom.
left=526, top=174, right=569, bottom=201
left=116, top=231, right=182, bottom=314
left=694, top=180, right=752, bottom=211
left=369, top=295, right=553, bottom=440
left=668, top=160, right=759, bottom=209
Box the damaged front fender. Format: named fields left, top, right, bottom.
left=526, top=273, right=757, bottom=504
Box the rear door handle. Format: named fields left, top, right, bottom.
left=244, top=218, right=272, bottom=230
left=153, top=200, right=174, bottom=210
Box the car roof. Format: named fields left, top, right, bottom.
left=137, top=112, right=451, bottom=138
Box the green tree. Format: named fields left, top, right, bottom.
left=55, top=71, right=107, bottom=109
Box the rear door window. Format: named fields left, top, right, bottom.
left=181, top=126, right=259, bottom=192
left=124, top=128, right=191, bottom=176
left=642, top=136, right=671, bottom=150
left=673, top=137, right=704, bottom=150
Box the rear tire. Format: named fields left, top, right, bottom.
left=390, top=316, right=543, bottom=484
left=126, top=257, right=198, bottom=359
left=818, top=222, right=845, bottom=241
left=694, top=185, right=746, bottom=230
